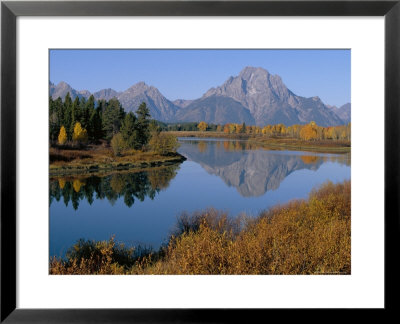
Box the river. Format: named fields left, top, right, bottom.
left=49, top=137, right=351, bottom=257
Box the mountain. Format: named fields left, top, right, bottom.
left=200, top=66, right=344, bottom=126
left=50, top=67, right=349, bottom=126
left=328, top=103, right=351, bottom=123
left=93, top=88, right=120, bottom=101
left=173, top=99, right=193, bottom=108
left=50, top=81, right=91, bottom=101
left=116, top=82, right=179, bottom=122
left=174, top=95, right=255, bottom=125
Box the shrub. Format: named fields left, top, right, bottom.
left=110, top=133, right=125, bottom=156
left=148, top=132, right=180, bottom=155
left=50, top=237, right=152, bottom=275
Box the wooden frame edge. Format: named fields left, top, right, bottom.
left=1, top=0, right=399, bottom=322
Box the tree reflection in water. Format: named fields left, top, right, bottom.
left=49, top=164, right=180, bottom=210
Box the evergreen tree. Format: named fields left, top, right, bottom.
left=102, top=98, right=125, bottom=140
left=240, top=122, right=246, bottom=133
left=135, top=102, right=151, bottom=149
left=120, top=112, right=137, bottom=149
left=92, top=105, right=103, bottom=141
left=85, top=95, right=97, bottom=140
left=63, top=93, right=73, bottom=139
left=80, top=97, right=89, bottom=130
left=49, top=97, right=59, bottom=141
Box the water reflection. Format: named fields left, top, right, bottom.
left=50, top=138, right=351, bottom=256
left=49, top=164, right=180, bottom=210
left=178, top=139, right=350, bottom=197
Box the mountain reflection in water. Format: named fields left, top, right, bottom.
left=178, top=138, right=350, bottom=197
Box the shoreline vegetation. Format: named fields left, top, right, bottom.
left=162, top=119, right=351, bottom=153
left=50, top=180, right=351, bottom=275
left=49, top=144, right=186, bottom=176
left=50, top=97, right=184, bottom=175
left=168, top=131, right=350, bottom=153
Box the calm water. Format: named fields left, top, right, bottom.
left=49, top=138, right=351, bottom=257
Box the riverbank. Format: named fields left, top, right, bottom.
left=50, top=180, right=351, bottom=275
left=50, top=145, right=186, bottom=176
left=167, top=131, right=351, bottom=153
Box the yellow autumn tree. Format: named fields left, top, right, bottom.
left=300, top=122, right=318, bottom=141
left=58, top=178, right=66, bottom=189
left=72, top=122, right=88, bottom=144
left=197, top=121, right=208, bottom=132
left=58, top=126, right=67, bottom=145
left=72, top=179, right=85, bottom=193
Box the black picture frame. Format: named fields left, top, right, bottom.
left=1, top=0, right=399, bottom=322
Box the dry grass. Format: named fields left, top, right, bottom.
left=50, top=180, right=351, bottom=275
left=49, top=144, right=185, bottom=176
left=254, top=137, right=350, bottom=152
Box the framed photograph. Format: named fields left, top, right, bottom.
left=1, top=0, right=399, bottom=321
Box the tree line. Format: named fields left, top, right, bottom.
left=194, top=121, right=351, bottom=141
left=50, top=93, right=151, bottom=145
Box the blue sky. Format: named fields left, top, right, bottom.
left=50, top=49, right=350, bottom=107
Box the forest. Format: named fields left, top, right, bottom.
left=49, top=93, right=181, bottom=169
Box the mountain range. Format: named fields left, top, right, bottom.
left=50, top=66, right=350, bottom=126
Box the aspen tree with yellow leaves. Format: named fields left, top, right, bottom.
left=58, top=126, right=67, bottom=145
left=72, top=122, right=88, bottom=144
left=197, top=121, right=208, bottom=132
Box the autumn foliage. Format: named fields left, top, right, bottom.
left=72, top=122, right=88, bottom=144
left=58, top=126, right=67, bottom=145
left=197, top=121, right=208, bottom=132
left=215, top=121, right=351, bottom=142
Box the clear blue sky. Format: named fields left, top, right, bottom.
left=50, top=49, right=350, bottom=107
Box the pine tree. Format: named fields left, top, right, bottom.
left=240, top=122, right=246, bottom=133
left=85, top=95, right=97, bottom=140
left=134, top=102, right=151, bottom=149
left=49, top=97, right=59, bottom=141
left=120, top=112, right=137, bottom=149
left=80, top=97, right=89, bottom=130
left=63, top=93, right=73, bottom=139
left=102, top=98, right=125, bottom=140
